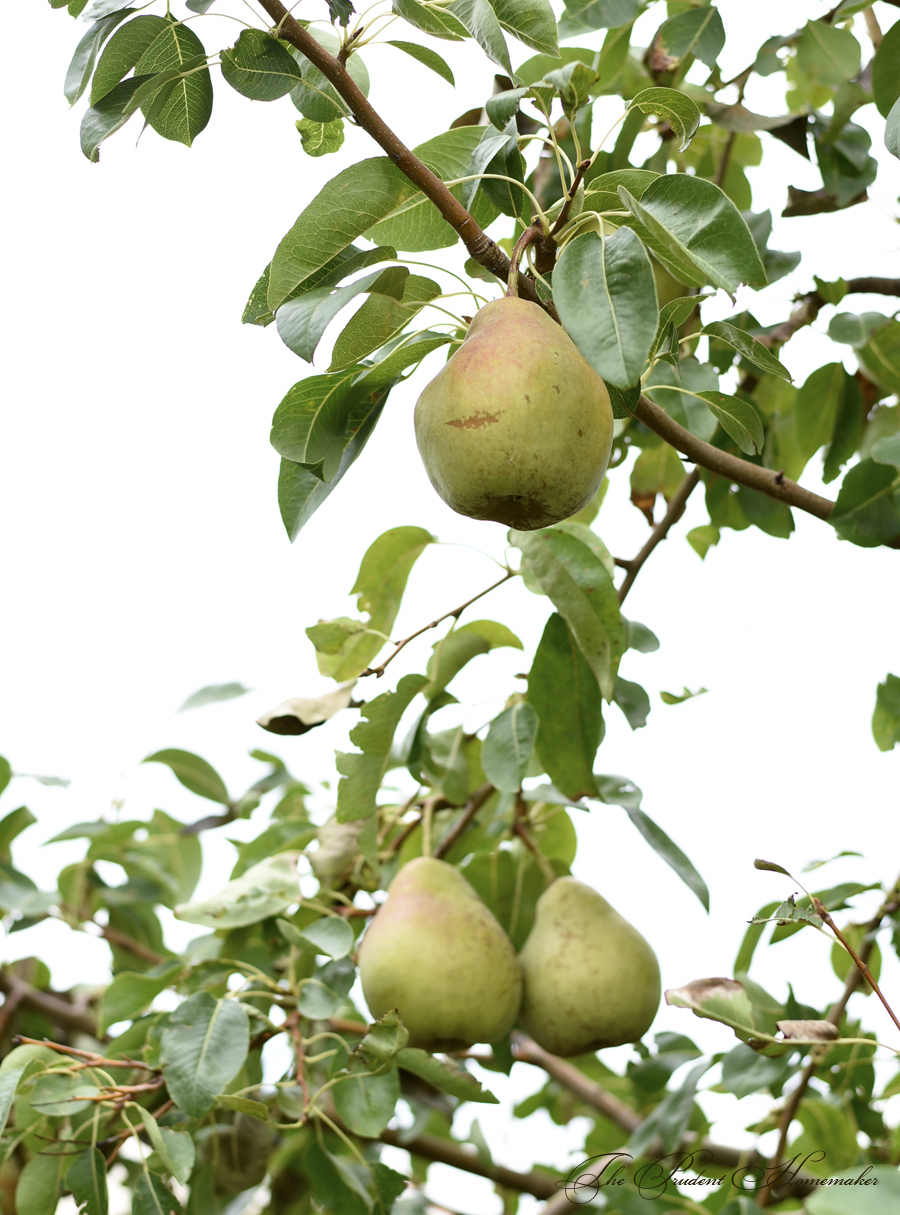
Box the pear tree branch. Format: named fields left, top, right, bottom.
left=616, top=468, right=701, bottom=604
left=358, top=569, right=518, bottom=679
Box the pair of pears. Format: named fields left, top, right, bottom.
left=414, top=298, right=614, bottom=531
left=357, top=857, right=660, bottom=1057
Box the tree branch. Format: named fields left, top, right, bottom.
left=0, top=970, right=99, bottom=1038
left=432, top=782, right=494, bottom=859
left=617, top=469, right=700, bottom=603
left=256, top=1, right=552, bottom=310
left=756, top=874, right=900, bottom=1208
left=359, top=569, right=517, bottom=678
left=633, top=396, right=834, bottom=520
left=378, top=1125, right=559, bottom=1198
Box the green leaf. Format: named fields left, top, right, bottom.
left=276, top=267, right=407, bottom=364
left=175, top=852, right=300, bottom=928
left=392, top=0, right=468, bottom=41
left=425, top=619, right=522, bottom=699
left=337, top=674, right=429, bottom=821
left=446, top=0, right=512, bottom=73
left=100, top=962, right=183, bottom=1033
left=32, top=1071, right=100, bottom=1116
left=823, top=373, right=864, bottom=485
left=619, top=175, right=766, bottom=293
left=178, top=682, right=251, bottom=711
left=527, top=613, right=602, bottom=801
left=628, top=87, right=701, bottom=152
left=481, top=702, right=539, bottom=792
left=651, top=6, right=725, bottom=70
left=874, top=435, right=900, bottom=468
left=397, top=1047, right=499, bottom=1101
left=886, top=96, right=900, bottom=162
left=829, top=312, right=890, bottom=349
left=858, top=320, right=900, bottom=394
left=490, top=0, right=558, bottom=55
left=293, top=914, right=355, bottom=958
left=80, top=74, right=148, bottom=161
left=553, top=228, right=657, bottom=390
left=334, top=1065, right=400, bottom=1137
left=700, top=321, right=791, bottom=381
left=386, top=40, right=455, bottom=85
left=143, top=749, right=229, bottom=804
left=719, top=1042, right=791, bottom=1100
left=15, top=1154, right=63, bottom=1215
left=539, top=61, right=598, bottom=120
left=328, top=273, right=441, bottom=371
left=794, top=362, right=846, bottom=468
left=696, top=391, right=763, bottom=455
left=356, top=1010, right=409, bottom=1066
left=220, top=29, right=302, bottom=100
left=626, top=807, right=709, bottom=910
left=796, top=19, right=861, bottom=87
left=0, top=1066, right=25, bottom=1136
left=0, top=756, right=10, bottom=798
left=133, top=1173, right=185, bottom=1215
left=302, top=1139, right=371, bottom=1214
left=296, top=117, right=345, bottom=157
left=65, top=8, right=136, bottom=104
left=807, top=1167, right=900, bottom=1214
left=160, top=991, right=249, bottom=1118
left=874, top=673, right=900, bottom=749
left=90, top=14, right=168, bottom=102
left=660, top=686, right=707, bottom=705
left=628, top=1059, right=710, bottom=1155
left=367, top=126, right=500, bottom=253
left=830, top=459, right=900, bottom=547
left=141, top=1106, right=196, bottom=1183
left=134, top=16, right=212, bottom=147
left=0, top=804, right=34, bottom=859
left=328, top=526, right=435, bottom=681
left=512, top=528, right=624, bottom=701
left=288, top=28, right=369, bottom=123
left=268, top=158, right=416, bottom=311
left=563, top=0, right=640, bottom=33
left=67, top=1148, right=109, bottom=1215
left=645, top=358, right=717, bottom=441
left=613, top=676, right=650, bottom=730
left=215, top=1093, right=269, bottom=1120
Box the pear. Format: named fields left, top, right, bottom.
left=414, top=297, right=613, bottom=530
left=358, top=856, right=522, bottom=1051
left=518, top=877, right=660, bottom=1056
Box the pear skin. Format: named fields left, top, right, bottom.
left=414, top=298, right=613, bottom=530
left=518, top=877, right=660, bottom=1056
left=358, top=856, right=522, bottom=1051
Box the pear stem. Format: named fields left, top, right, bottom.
left=506, top=227, right=543, bottom=298
left=514, top=796, right=557, bottom=886
left=433, top=782, right=494, bottom=859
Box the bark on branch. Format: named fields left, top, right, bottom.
left=0, top=969, right=100, bottom=1038
left=633, top=396, right=835, bottom=520
left=256, top=0, right=548, bottom=309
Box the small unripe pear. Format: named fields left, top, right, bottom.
left=358, top=856, right=522, bottom=1051
left=415, top=297, right=613, bottom=530
left=518, top=877, right=660, bottom=1056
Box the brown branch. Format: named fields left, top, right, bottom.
left=633, top=396, right=834, bottom=520
left=617, top=469, right=700, bottom=604
left=0, top=970, right=99, bottom=1038
left=767, top=277, right=900, bottom=346
left=256, top=0, right=551, bottom=310
left=432, top=782, right=494, bottom=859
left=714, top=132, right=737, bottom=188
left=13, top=1037, right=150, bottom=1070
left=378, top=1125, right=559, bottom=1198
left=865, top=7, right=883, bottom=49
left=359, top=570, right=517, bottom=678
left=813, top=897, right=900, bottom=1034
left=756, top=875, right=900, bottom=1208
left=99, top=924, right=168, bottom=966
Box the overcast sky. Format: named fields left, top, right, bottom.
left=3, top=2, right=900, bottom=1211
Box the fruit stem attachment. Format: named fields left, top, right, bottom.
left=506, top=228, right=543, bottom=297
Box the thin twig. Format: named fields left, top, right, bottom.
left=13, top=1037, right=151, bottom=1070
left=617, top=468, right=701, bottom=604
left=756, top=875, right=900, bottom=1207
left=432, top=783, right=494, bottom=860
left=0, top=971, right=98, bottom=1038
left=506, top=227, right=542, bottom=297
left=813, top=897, right=900, bottom=1034
left=359, top=570, right=517, bottom=678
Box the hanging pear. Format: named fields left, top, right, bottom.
left=518, top=876, right=660, bottom=1056
left=414, top=297, right=613, bottom=530
left=358, top=856, right=522, bottom=1051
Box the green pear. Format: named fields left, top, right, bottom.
left=414, top=297, right=613, bottom=530
left=518, top=877, right=660, bottom=1056
left=358, top=856, right=522, bottom=1051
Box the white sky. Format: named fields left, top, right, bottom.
left=3, top=2, right=900, bottom=1212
